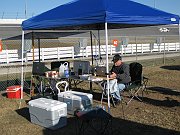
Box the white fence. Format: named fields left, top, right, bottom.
left=0, top=42, right=179, bottom=64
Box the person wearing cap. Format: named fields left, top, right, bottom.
left=109, top=54, right=131, bottom=104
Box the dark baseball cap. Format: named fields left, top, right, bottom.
left=112, top=54, right=122, bottom=63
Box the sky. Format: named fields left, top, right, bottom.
left=0, top=0, right=179, bottom=19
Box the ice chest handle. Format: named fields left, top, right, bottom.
left=6, top=88, right=20, bottom=93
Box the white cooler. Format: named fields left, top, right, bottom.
left=28, top=98, right=67, bottom=130
left=58, top=91, right=93, bottom=115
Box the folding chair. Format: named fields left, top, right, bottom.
left=125, top=62, right=148, bottom=105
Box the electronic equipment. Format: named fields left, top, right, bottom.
left=95, top=66, right=107, bottom=77
left=32, top=62, right=50, bottom=76
left=51, top=61, right=69, bottom=71
left=73, top=60, right=90, bottom=76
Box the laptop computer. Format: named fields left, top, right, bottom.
left=32, top=62, right=50, bottom=76
left=51, top=61, right=69, bottom=71
left=95, top=66, right=107, bottom=77
left=73, top=60, right=90, bottom=76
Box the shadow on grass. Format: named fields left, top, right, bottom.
left=1, top=92, right=7, bottom=97
left=129, top=86, right=180, bottom=107
left=160, top=65, right=180, bottom=71
left=15, top=107, right=30, bottom=121
left=14, top=99, right=179, bottom=135
left=148, top=86, right=180, bottom=96
left=41, top=116, right=180, bottom=135
left=141, top=96, right=179, bottom=107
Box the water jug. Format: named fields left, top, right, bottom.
left=59, top=62, right=68, bottom=77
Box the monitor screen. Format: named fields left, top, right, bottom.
left=51, top=61, right=69, bottom=71
left=73, top=60, right=90, bottom=75
left=32, top=62, right=50, bottom=76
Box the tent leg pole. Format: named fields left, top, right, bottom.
left=105, top=22, right=110, bottom=113
left=32, top=32, right=35, bottom=62
left=98, top=30, right=101, bottom=61
left=90, top=31, right=94, bottom=65
left=20, top=30, right=24, bottom=109
left=38, top=38, right=41, bottom=62
left=179, top=21, right=180, bottom=52
left=90, top=31, right=93, bottom=93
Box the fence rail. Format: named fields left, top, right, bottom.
left=0, top=42, right=179, bottom=64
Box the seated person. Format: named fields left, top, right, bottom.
left=109, top=54, right=131, bottom=104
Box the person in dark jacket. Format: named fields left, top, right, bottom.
left=109, top=54, right=131, bottom=104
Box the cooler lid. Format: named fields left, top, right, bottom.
left=28, top=98, right=67, bottom=111
left=6, top=85, right=21, bottom=92
left=59, top=91, right=93, bottom=99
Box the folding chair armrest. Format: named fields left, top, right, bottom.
left=143, top=76, right=149, bottom=81
left=142, top=76, right=149, bottom=86
left=129, top=80, right=141, bottom=86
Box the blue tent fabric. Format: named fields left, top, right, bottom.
left=22, top=0, right=179, bottom=30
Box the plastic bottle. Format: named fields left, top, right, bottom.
left=102, top=105, right=106, bottom=111
left=64, top=63, right=69, bottom=78
left=59, top=63, right=65, bottom=77
left=94, top=67, right=97, bottom=76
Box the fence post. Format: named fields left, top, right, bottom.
left=57, top=47, right=60, bottom=60
left=150, top=43, right=153, bottom=53
left=110, top=44, right=113, bottom=55
left=141, top=43, right=143, bottom=54
left=85, top=47, right=88, bottom=57
left=72, top=46, right=74, bottom=59
left=131, top=44, right=133, bottom=54
left=6, top=49, right=9, bottom=64
left=135, top=37, right=137, bottom=61
left=121, top=45, right=123, bottom=55
left=123, top=45, right=126, bottom=54
left=25, top=55, right=27, bottom=62
left=41, top=48, right=44, bottom=62
left=167, top=43, right=169, bottom=52
left=163, top=37, right=166, bottom=64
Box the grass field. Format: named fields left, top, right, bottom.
left=0, top=56, right=180, bottom=135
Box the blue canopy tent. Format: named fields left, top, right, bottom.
left=22, top=0, right=179, bottom=30
left=21, top=0, right=179, bottom=110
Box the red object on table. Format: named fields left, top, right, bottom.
left=6, top=85, right=21, bottom=99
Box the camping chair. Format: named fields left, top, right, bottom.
left=125, top=62, right=148, bottom=105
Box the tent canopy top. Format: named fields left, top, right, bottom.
left=22, top=0, right=179, bottom=30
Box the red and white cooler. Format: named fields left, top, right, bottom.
left=6, top=85, right=21, bottom=99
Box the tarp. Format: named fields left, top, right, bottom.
left=22, top=0, right=179, bottom=30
